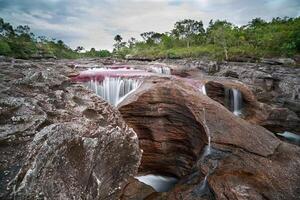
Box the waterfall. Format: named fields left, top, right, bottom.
left=136, top=175, right=178, bottom=192
left=202, top=108, right=211, bottom=155
left=225, top=88, right=242, bottom=116
left=85, top=77, right=141, bottom=106
left=201, top=85, right=207, bottom=95
left=198, top=174, right=209, bottom=193
left=150, top=66, right=171, bottom=75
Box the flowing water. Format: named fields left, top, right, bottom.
left=202, top=108, right=211, bottom=155
left=73, top=68, right=149, bottom=106
left=225, top=88, right=243, bottom=116
left=201, top=85, right=207, bottom=95
left=150, top=66, right=171, bottom=75
left=136, top=175, right=178, bottom=192
left=84, top=77, right=142, bottom=106
left=276, top=131, right=300, bottom=146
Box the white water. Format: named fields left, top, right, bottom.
left=150, top=66, right=171, bottom=75
left=201, top=85, right=207, bottom=95
left=136, top=175, right=178, bottom=192
left=276, top=131, right=300, bottom=145
left=232, top=89, right=242, bottom=116
left=202, top=108, right=211, bottom=155
left=225, top=88, right=242, bottom=116
left=198, top=174, right=209, bottom=193
left=85, top=77, right=142, bottom=106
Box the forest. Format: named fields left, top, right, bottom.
left=114, top=17, right=300, bottom=60
left=0, top=18, right=110, bottom=59
left=1, top=17, right=300, bottom=61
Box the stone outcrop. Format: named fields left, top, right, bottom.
left=120, top=178, right=156, bottom=200
left=156, top=58, right=300, bottom=135
left=0, top=58, right=141, bottom=199
left=203, top=79, right=300, bottom=134
left=118, top=76, right=300, bottom=200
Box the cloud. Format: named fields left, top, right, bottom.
left=0, top=0, right=299, bottom=50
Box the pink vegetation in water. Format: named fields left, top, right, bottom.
left=71, top=68, right=154, bottom=82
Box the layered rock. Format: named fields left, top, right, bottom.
left=118, top=76, right=300, bottom=200
left=0, top=59, right=141, bottom=199
left=120, top=178, right=156, bottom=200
left=119, top=77, right=208, bottom=177
left=204, top=79, right=300, bottom=134
left=155, top=59, right=300, bottom=135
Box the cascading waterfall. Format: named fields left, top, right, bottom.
left=150, top=66, right=171, bottom=75
left=225, top=88, right=243, bottom=116
left=84, top=77, right=142, bottom=106
left=202, top=108, right=211, bottom=155
left=201, top=85, right=207, bottom=95
left=135, top=175, right=178, bottom=192
left=195, top=108, right=213, bottom=195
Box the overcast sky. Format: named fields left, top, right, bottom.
left=0, top=0, right=299, bottom=50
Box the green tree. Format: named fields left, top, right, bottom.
left=172, top=19, right=205, bottom=48
left=207, top=20, right=235, bottom=60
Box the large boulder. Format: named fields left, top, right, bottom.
left=118, top=76, right=300, bottom=199
left=155, top=59, right=300, bottom=132
left=204, top=79, right=300, bottom=134
left=0, top=59, right=141, bottom=199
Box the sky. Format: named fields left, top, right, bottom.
left=0, top=0, right=299, bottom=51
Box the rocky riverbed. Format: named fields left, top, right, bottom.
left=0, top=56, right=300, bottom=200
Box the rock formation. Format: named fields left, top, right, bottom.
left=1, top=57, right=300, bottom=200
left=158, top=59, right=300, bottom=135
left=0, top=58, right=141, bottom=199
left=118, top=76, right=300, bottom=200
left=203, top=79, right=300, bottom=134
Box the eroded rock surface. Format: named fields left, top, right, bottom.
left=203, top=79, right=300, bottom=134
left=0, top=58, right=141, bottom=199
left=118, top=76, right=300, bottom=200
left=156, top=59, right=300, bottom=134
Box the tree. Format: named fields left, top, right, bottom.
left=128, top=37, right=137, bottom=48
left=15, top=25, right=31, bottom=35
left=114, top=34, right=123, bottom=43
left=141, top=32, right=155, bottom=42
left=207, top=20, right=235, bottom=60
left=246, top=18, right=267, bottom=29
left=113, top=34, right=126, bottom=51
left=172, top=19, right=205, bottom=47
left=0, top=18, right=14, bottom=36
left=75, top=46, right=84, bottom=52
left=140, top=32, right=163, bottom=45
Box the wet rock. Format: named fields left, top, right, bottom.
left=118, top=76, right=300, bottom=200
left=155, top=59, right=300, bottom=134
left=203, top=79, right=300, bottom=134
left=120, top=177, right=156, bottom=200
left=0, top=58, right=141, bottom=199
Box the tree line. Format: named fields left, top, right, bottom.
left=0, top=18, right=111, bottom=59
left=113, top=17, right=300, bottom=60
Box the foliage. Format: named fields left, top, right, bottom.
left=113, top=17, right=300, bottom=60
left=0, top=18, right=111, bottom=59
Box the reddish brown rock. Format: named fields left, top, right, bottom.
left=204, top=79, right=300, bottom=135
left=120, top=178, right=156, bottom=200
left=118, top=76, right=300, bottom=200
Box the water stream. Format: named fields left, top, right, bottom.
left=136, top=175, right=178, bottom=192
left=73, top=67, right=149, bottom=106
left=202, top=108, right=211, bottom=155
left=150, top=66, right=171, bottom=75
left=84, top=77, right=142, bottom=106
left=276, top=131, right=300, bottom=145
left=201, top=85, right=207, bottom=95
left=225, top=88, right=243, bottom=116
